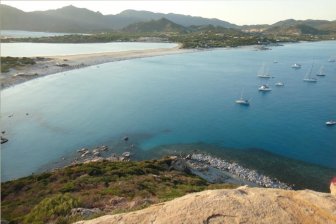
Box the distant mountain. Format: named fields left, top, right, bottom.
left=265, top=24, right=329, bottom=35
left=266, top=19, right=336, bottom=35
left=1, top=4, right=335, bottom=35
left=117, top=9, right=238, bottom=29
left=241, top=19, right=336, bottom=34
left=0, top=5, right=111, bottom=32
left=123, top=18, right=187, bottom=33
left=0, top=4, right=238, bottom=33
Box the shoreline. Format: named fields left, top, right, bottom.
left=0, top=41, right=287, bottom=89
left=34, top=143, right=291, bottom=190
left=0, top=44, right=194, bottom=89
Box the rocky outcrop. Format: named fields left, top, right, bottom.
left=75, top=187, right=336, bottom=224
left=331, top=177, right=336, bottom=196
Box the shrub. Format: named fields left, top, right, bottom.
left=23, top=193, right=79, bottom=224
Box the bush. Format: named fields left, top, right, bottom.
left=23, top=193, right=79, bottom=224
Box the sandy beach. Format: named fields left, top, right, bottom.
left=1, top=44, right=193, bottom=88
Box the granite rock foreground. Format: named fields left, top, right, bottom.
left=76, top=187, right=336, bottom=224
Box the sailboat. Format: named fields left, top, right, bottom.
left=257, top=63, right=271, bottom=78
left=303, top=65, right=317, bottom=82
left=235, top=89, right=250, bottom=106
left=316, top=65, right=326, bottom=76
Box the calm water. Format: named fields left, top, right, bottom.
left=1, top=30, right=82, bottom=38
left=1, top=41, right=336, bottom=181
left=1, top=42, right=178, bottom=57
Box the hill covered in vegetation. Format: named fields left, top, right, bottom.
left=1, top=158, right=236, bottom=224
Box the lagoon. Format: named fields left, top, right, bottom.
left=1, top=30, right=78, bottom=38
left=1, top=41, right=336, bottom=181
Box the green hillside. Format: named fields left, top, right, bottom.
left=1, top=158, right=235, bottom=224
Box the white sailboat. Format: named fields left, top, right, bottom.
left=257, top=63, right=271, bottom=78
left=303, top=65, right=317, bottom=82
left=316, top=65, right=326, bottom=76
left=235, top=89, right=250, bottom=106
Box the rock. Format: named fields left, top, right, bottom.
left=93, top=151, right=100, bottom=157
left=81, top=151, right=91, bottom=157
left=1, top=137, right=8, bottom=144
left=1, top=219, right=10, bottom=224
left=331, top=177, right=336, bottom=196
left=185, top=154, right=192, bottom=160
left=170, top=159, right=190, bottom=174
left=99, top=145, right=109, bottom=151
left=77, top=148, right=88, bottom=153
left=71, top=208, right=101, bottom=218
left=74, top=188, right=336, bottom=224
left=122, top=152, right=131, bottom=157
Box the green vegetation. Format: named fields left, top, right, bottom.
left=3, top=25, right=335, bottom=50
left=1, top=158, right=236, bottom=224
left=24, top=194, right=79, bottom=224
left=1, top=56, right=36, bottom=73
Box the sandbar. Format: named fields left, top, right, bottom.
left=0, top=44, right=194, bottom=88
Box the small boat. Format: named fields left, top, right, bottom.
left=326, top=120, right=336, bottom=126
left=303, top=65, right=317, bottom=82
left=275, top=82, right=284, bottom=86
left=258, top=84, right=272, bottom=92
left=291, top=63, right=301, bottom=69
left=235, top=89, right=250, bottom=106
left=257, top=63, right=271, bottom=78
left=316, top=65, right=326, bottom=76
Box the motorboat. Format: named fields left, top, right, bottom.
left=291, top=63, right=302, bottom=69
left=326, top=120, right=336, bottom=126
left=275, top=82, right=284, bottom=86
left=258, top=84, right=272, bottom=91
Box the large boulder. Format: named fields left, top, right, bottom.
left=75, top=187, right=336, bottom=224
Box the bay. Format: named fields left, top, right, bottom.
left=1, top=41, right=336, bottom=181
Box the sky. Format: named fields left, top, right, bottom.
left=2, top=0, right=336, bottom=25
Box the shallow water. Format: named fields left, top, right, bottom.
left=1, top=41, right=336, bottom=181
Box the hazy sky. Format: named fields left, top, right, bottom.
left=2, top=0, right=336, bottom=25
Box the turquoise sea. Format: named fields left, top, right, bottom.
left=1, top=41, right=336, bottom=182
